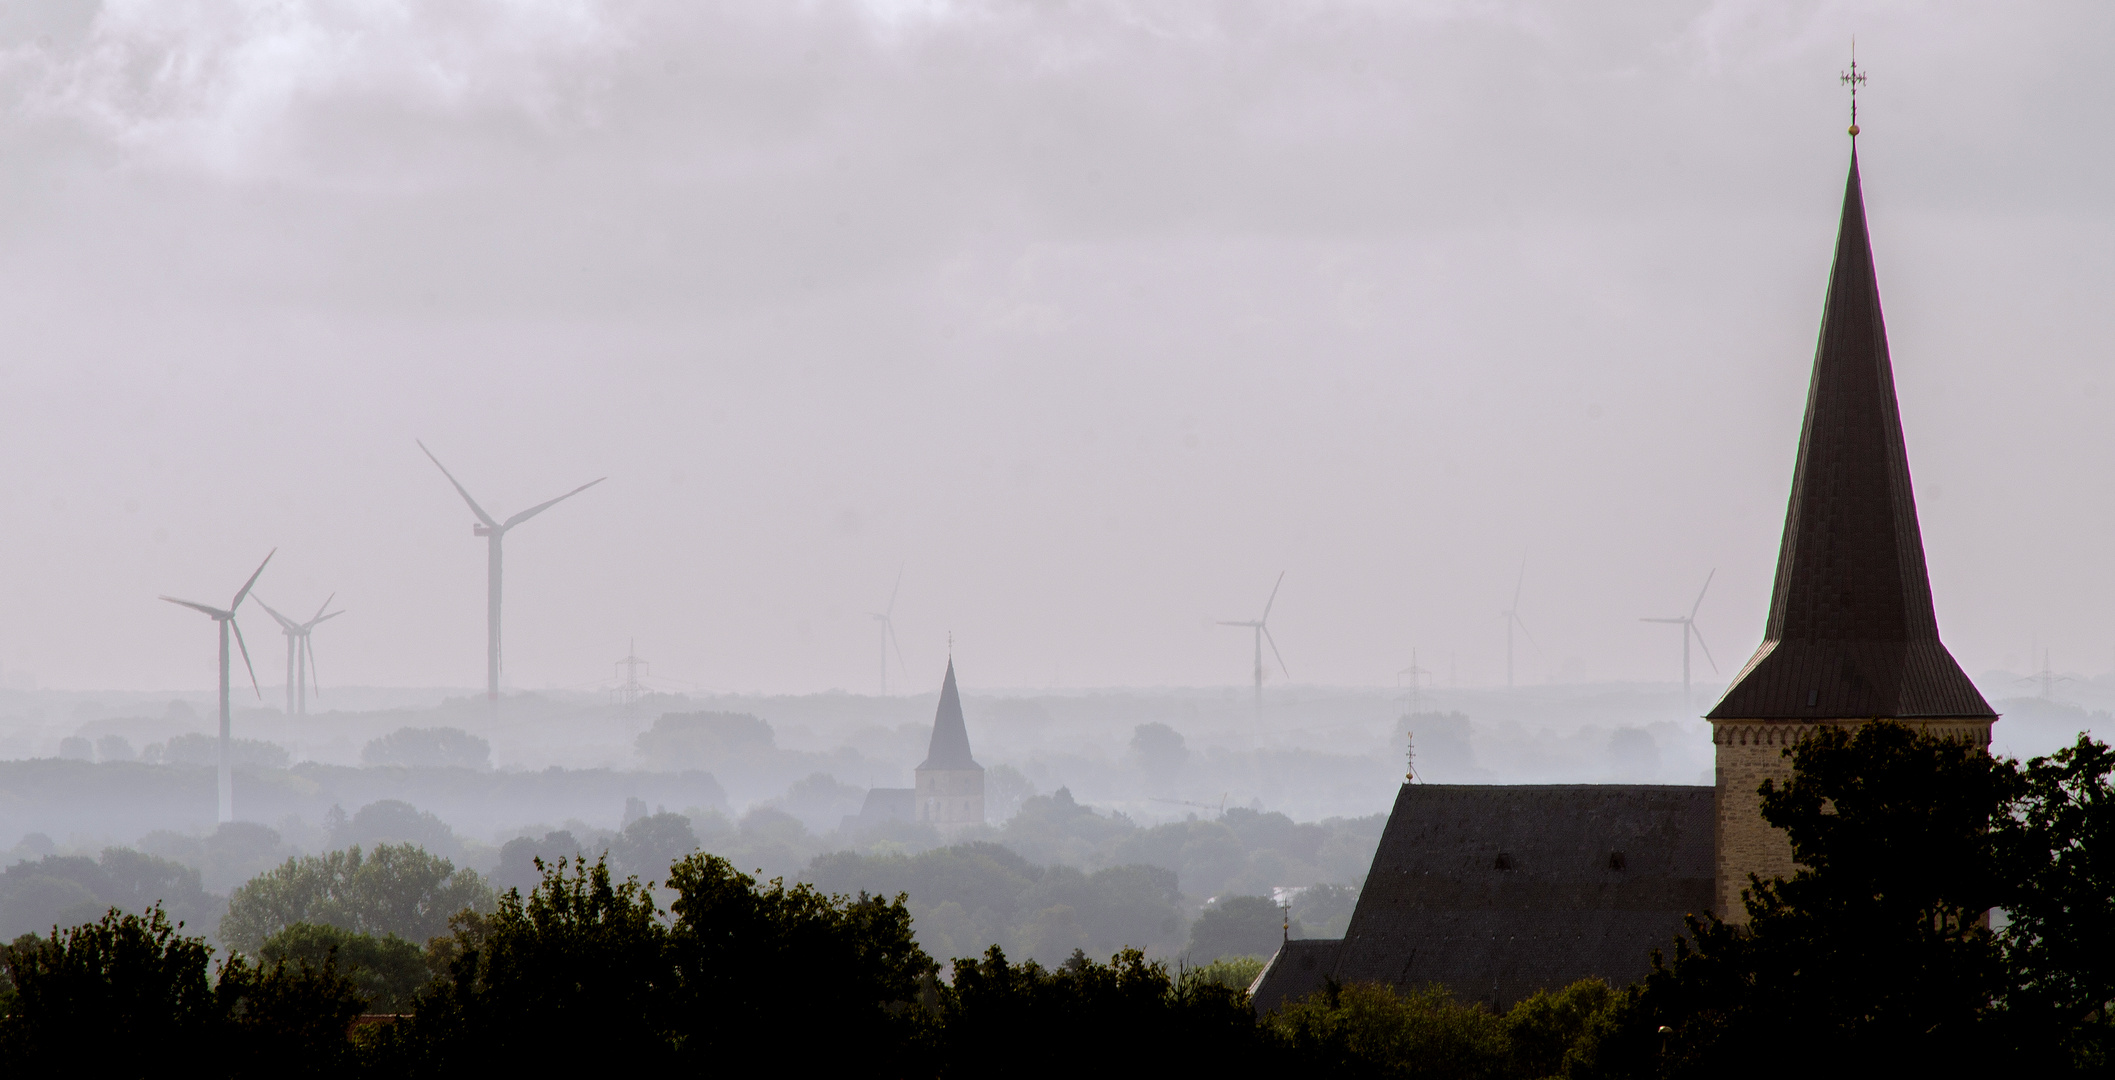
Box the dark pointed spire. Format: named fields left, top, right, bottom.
left=918, top=658, right=981, bottom=770
left=1708, top=151, right=1994, bottom=721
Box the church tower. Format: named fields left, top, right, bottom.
left=915, top=659, right=984, bottom=834
left=1705, top=148, right=1996, bottom=920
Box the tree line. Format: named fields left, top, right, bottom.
left=0, top=723, right=2106, bottom=1076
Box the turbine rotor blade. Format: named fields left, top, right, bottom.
left=887, top=620, right=909, bottom=676
left=306, top=635, right=323, bottom=697
left=418, top=440, right=500, bottom=529
left=229, top=550, right=274, bottom=611
left=254, top=598, right=301, bottom=633
left=1260, top=570, right=1286, bottom=624
left=1691, top=623, right=1719, bottom=674
left=887, top=564, right=903, bottom=619
left=1513, top=614, right=1541, bottom=652
left=502, top=477, right=606, bottom=529
left=231, top=616, right=263, bottom=699
left=1263, top=626, right=1289, bottom=680
left=161, top=596, right=229, bottom=619
left=310, top=593, right=336, bottom=623
left=1640, top=617, right=1685, bottom=624
left=1689, top=568, right=1716, bottom=621
left=1511, top=558, right=1526, bottom=610
left=309, top=609, right=345, bottom=628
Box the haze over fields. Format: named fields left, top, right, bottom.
left=0, top=1, right=2110, bottom=700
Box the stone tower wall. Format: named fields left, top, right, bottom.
left=915, top=767, right=985, bottom=831
left=1711, top=718, right=1993, bottom=921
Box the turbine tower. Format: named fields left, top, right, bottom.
left=1218, top=571, right=1288, bottom=713
left=1499, top=562, right=1537, bottom=690
left=161, top=551, right=273, bottom=824
left=257, top=595, right=343, bottom=717
left=1641, top=569, right=1718, bottom=707
left=870, top=568, right=908, bottom=695
left=418, top=442, right=604, bottom=709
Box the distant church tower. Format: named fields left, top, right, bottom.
left=1705, top=147, right=1996, bottom=920
left=915, top=659, right=984, bottom=833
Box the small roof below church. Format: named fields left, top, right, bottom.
left=917, top=659, right=981, bottom=771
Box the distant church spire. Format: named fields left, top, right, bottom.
left=919, top=658, right=980, bottom=770
left=1707, top=150, right=1994, bottom=722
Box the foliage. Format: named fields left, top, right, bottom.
left=1996, top=733, right=2114, bottom=1066
left=221, top=843, right=493, bottom=955
left=1572, top=723, right=2111, bottom=1078
left=376, top=851, right=936, bottom=1072
left=939, top=946, right=1280, bottom=1073
left=327, top=800, right=462, bottom=859
left=383, top=857, right=673, bottom=1072
left=808, top=841, right=1184, bottom=964
left=1130, top=722, right=1190, bottom=775
left=1189, top=894, right=1298, bottom=963
left=260, top=923, right=429, bottom=1012
left=1272, top=978, right=1620, bottom=1080
left=1184, top=954, right=1265, bottom=992
left=634, top=710, right=775, bottom=769
left=492, top=830, right=582, bottom=894
left=360, top=727, right=491, bottom=770
left=0, top=847, right=218, bottom=940
left=1501, top=979, right=1618, bottom=1079
left=153, top=733, right=292, bottom=769
left=215, top=953, right=369, bottom=1078
left=665, top=852, right=936, bottom=1069
left=140, top=821, right=297, bottom=893
left=609, top=811, right=699, bottom=882
left=0, top=907, right=218, bottom=1070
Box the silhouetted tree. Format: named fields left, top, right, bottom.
left=0, top=907, right=217, bottom=1071
left=373, top=856, right=672, bottom=1073
left=664, top=852, right=936, bottom=1071
left=940, top=946, right=1277, bottom=1075
left=259, top=922, right=429, bottom=1012
left=1996, top=734, right=2114, bottom=1069
left=1573, top=722, right=2024, bottom=1077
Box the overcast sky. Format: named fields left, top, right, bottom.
left=0, top=0, right=2109, bottom=696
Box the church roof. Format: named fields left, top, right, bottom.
left=916, top=659, right=981, bottom=772
left=1707, top=150, right=1995, bottom=722
left=1251, top=784, right=1714, bottom=1011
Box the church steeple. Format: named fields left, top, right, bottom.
left=918, top=658, right=980, bottom=770
left=1707, top=151, right=1993, bottom=722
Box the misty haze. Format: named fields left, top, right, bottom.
left=0, top=2, right=2110, bottom=1074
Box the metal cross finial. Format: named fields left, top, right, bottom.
left=1841, top=40, right=1867, bottom=137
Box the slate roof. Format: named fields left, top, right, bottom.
left=916, top=659, right=981, bottom=771
left=1253, top=784, right=1713, bottom=1011
left=1707, top=151, right=1994, bottom=722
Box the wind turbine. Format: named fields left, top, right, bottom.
left=418, top=441, right=604, bottom=709
left=1641, top=569, right=1718, bottom=707
left=161, top=551, right=273, bottom=824
left=1500, top=562, right=1538, bottom=690
left=869, top=567, right=908, bottom=696
left=257, top=595, right=343, bottom=717
left=1219, top=572, right=1288, bottom=713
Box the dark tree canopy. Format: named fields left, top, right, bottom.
left=1574, top=724, right=2111, bottom=1078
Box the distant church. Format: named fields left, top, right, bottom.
left=1255, top=144, right=1996, bottom=1009
left=850, top=659, right=986, bottom=835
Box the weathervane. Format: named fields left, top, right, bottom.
left=1841, top=40, right=1867, bottom=137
